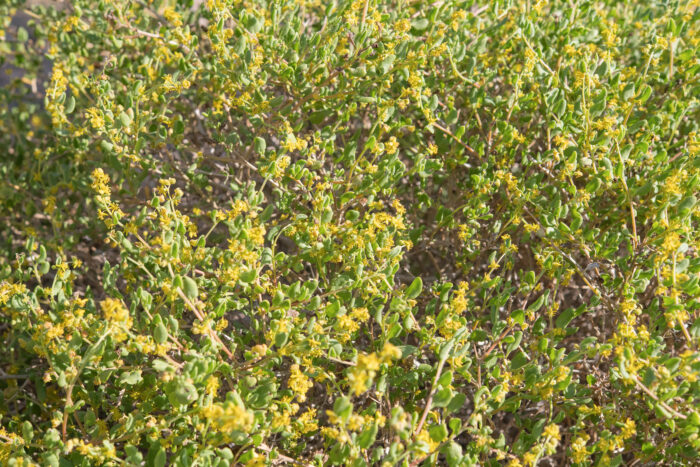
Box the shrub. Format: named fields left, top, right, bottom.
left=1, top=0, right=699, bottom=465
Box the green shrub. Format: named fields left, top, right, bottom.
left=1, top=0, right=699, bottom=465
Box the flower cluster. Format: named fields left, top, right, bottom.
left=1, top=0, right=698, bottom=465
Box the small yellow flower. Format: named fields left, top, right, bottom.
left=288, top=364, right=313, bottom=401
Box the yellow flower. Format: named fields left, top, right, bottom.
left=251, top=344, right=267, bottom=357
left=337, top=314, right=359, bottom=334
left=395, top=19, right=411, bottom=33
left=385, top=136, right=399, bottom=154
left=201, top=402, right=254, bottom=433
left=544, top=423, right=561, bottom=452
left=358, top=352, right=380, bottom=372
left=661, top=232, right=681, bottom=257
left=296, top=408, right=318, bottom=435
left=380, top=342, right=402, bottom=362
left=621, top=418, right=636, bottom=439
left=288, top=364, right=313, bottom=402
left=416, top=428, right=441, bottom=451
left=350, top=307, right=370, bottom=322
left=101, top=298, right=130, bottom=327
left=522, top=450, right=538, bottom=466
left=524, top=222, right=539, bottom=233
left=85, top=107, right=105, bottom=130
left=571, top=435, right=589, bottom=463
left=348, top=352, right=381, bottom=395
left=205, top=376, right=220, bottom=396
left=91, top=168, right=111, bottom=197
left=163, top=7, right=183, bottom=27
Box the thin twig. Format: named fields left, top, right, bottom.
left=176, top=288, right=234, bottom=360
left=0, top=371, right=31, bottom=380
left=632, top=376, right=687, bottom=420
left=106, top=13, right=192, bottom=54
left=360, top=0, right=370, bottom=29
left=432, top=122, right=480, bottom=159
left=413, top=357, right=447, bottom=438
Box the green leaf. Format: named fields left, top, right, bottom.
left=438, top=370, right=453, bottom=387
left=167, top=380, right=198, bottom=407
left=309, top=109, right=333, bottom=124
left=245, top=15, right=263, bottom=34
left=172, top=275, right=183, bottom=292
left=432, top=387, right=453, bottom=407
left=439, top=340, right=455, bottom=361
left=120, top=371, right=143, bottom=385
left=379, top=54, right=395, bottom=74
left=552, top=97, right=566, bottom=117
left=65, top=95, right=76, bottom=114
left=446, top=392, right=466, bottom=413
left=125, top=445, right=143, bottom=464
left=411, top=18, right=430, bottom=34
left=510, top=351, right=529, bottom=370
left=167, top=315, right=179, bottom=333
left=638, top=84, right=652, bottom=103
left=358, top=423, right=378, bottom=449
left=321, top=208, right=333, bottom=224
left=333, top=396, right=353, bottom=421
left=254, top=137, right=266, bottom=155
left=555, top=308, right=575, bottom=328
left=586, top=176, right=602, bottom=193
left=119, top=111, right=132, bottom=127
left=274, top=331, right=289, bottom=348
left=442, top=441, right=463, bottom=466
left=38, top=261, right=50, bottom=275
left=506, top=331, right=523, bottom=356
left=154, top=322, right=168, bottom=344
left=664, top=357, right=681, bottom=373
left=678, top=195, right=696, bottom=215
left=405, top=277, right=423, bottom=299
left=22, top=421, right=34, bottom=443
left=17, top=26, right=28, bottom=42
left=448, top=417, right=462, bottom=434
left=100, top=140, right=114, bottom=152
left=510, top=309, right=525, bottom=326
left=429, top=423, right=448, bottom=442
left=182, top=276, right=198, bottom=300
left=527, top=294, right=545, bottom=312
left=153, top=445, right=166, bottom=467
left=601, top=157, right=614, bottom=178
left=240, top=269, right=257, bottom=283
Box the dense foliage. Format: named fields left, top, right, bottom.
left=1, top=0, right=699, bottom=465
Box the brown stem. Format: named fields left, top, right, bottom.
left=633, top=375, right=687, bottom=420
left=177, top=288, right=234, bottom=360
left=432, top=122, right=479, bottom=159
left=413, top=357, right=447, bottom=438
